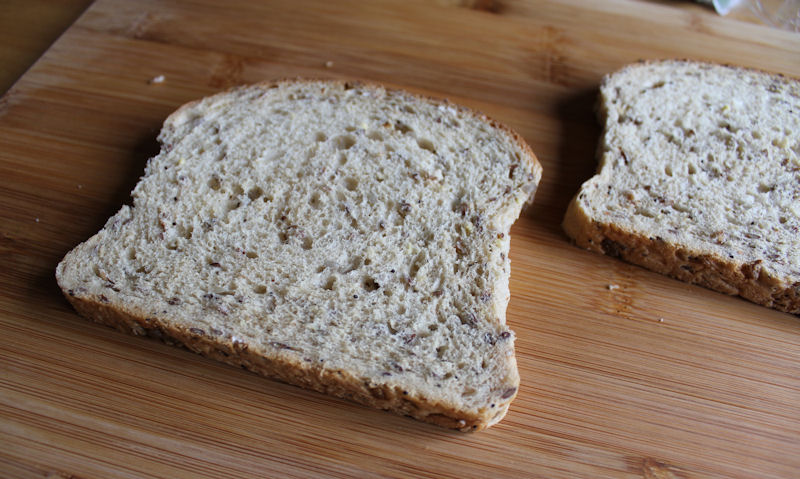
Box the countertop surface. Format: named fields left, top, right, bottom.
left=1, top=1, right=799, bottom=478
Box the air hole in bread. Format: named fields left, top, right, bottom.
left=323, top=276, right=336, bottom=290
left=344, top=125, right=357, bottom=132
left=339, top=153, right=348, bottom=165
left=402, top=105, right=415, bottom=114
left=387, top=321, right=398, bottom=335
left=394, top=121, right=412, bottom=134
left=226, top=199, right=241, bottom=211
left=367, top=130, right=383, bottom=141
left=362, top=276, right=380, bottom=291
left=417, top=138, right=436, bottom=154
left=344, top=177, right=358, bottom=191
left=254, top=285, right=267, bottom=294
left=335, top=135, right=356, bottom=150
left=664, top=165, right=673, bottom=177
left=779, top=216, right=787, bottom=224
left=688, top=164, right=697, bottom=175
left=302, top=237, right=313, bottom=250
left=166, top=240, right=178, bottom=250
left=436, top=345, right=447, bottom=358
left=127, top=248, right=136, bottom=260
left=247, top=187, right=263, bottom=201
left=309, top=192, right=321, bottom=208
left=246, top=251, right=258, bottom=259
left=409, top=256, right=424, bottom=279
left=208, top=176, right=221, bottom=190
left=398, top=304, right=407, bottom=315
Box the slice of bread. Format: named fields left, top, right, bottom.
left=563, top=60, right=800, bottom=314
left=56, top=79, right=542, bottom=431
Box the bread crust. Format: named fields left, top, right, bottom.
left=61, top=289, right=512, bottom=431
left=563, top=205, right=800, bottom=313
left=563, top=60, right=800, bottom=315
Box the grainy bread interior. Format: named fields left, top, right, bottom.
left=564, top=60, right=800, bottom=314
left=56, top=79, right=542, bottom=430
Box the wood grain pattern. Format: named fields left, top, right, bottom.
left=1, top=0, right=799, bottom=477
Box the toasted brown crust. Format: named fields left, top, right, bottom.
left=563, top=198, right=800, bottom=315
left=61, top=290, right=511, bottom=431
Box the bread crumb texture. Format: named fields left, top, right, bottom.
left=564, top=60, right=800, bottom=314
left=56, top=79, right=542, bottom=430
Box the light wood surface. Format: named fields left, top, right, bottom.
left=1, top=1, right=799, bottom=477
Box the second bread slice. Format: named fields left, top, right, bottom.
left=564, top=60, right=800, bottom=314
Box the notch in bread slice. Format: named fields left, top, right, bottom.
left=564, top=60, right=800, bottom=314
left=56, top=79, right=542, bottom=430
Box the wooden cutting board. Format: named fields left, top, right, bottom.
left=2, top=0, right=799, bottom=477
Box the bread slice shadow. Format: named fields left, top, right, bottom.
left=42, top=128, right=160, bottom=311
left=525, top=87, right=601, bottom=237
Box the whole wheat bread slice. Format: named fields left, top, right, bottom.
left=56, top=79, right=542, bottom=430
left=563, top=60, right=800, bottom=314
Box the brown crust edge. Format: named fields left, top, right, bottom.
left=60, top=289, right=515, bottom=431
left=563, top=197, right=800, bottom=315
